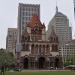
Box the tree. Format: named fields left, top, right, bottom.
left=0, top=48, right=16, bottom=70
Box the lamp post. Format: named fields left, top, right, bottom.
left=65, top=44, right=70, bottom=66
left=61, top=47, right=64, bottom=69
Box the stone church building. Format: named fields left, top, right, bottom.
left=16, top=15, right=63, bottom=69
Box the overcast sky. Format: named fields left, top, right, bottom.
left=0, top=0, right=74, bottom=48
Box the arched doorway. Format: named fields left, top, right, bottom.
left=55, top=57, right=59, bottom=68
left=23, top=58, right=29, bottom=69
left=38, top=57, right=45, bottom=69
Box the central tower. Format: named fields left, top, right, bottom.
left=17, top=3, right=40, bottom=43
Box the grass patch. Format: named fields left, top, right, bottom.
left=1, top=71, right=75, bottom=75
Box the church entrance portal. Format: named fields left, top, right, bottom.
left=23, top=58, right=28, bottom=69
left=38, top=57, right=45, bottom=69
left=55, top=57, right=59, bottom=68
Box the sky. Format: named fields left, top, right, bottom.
left=0, top=0, right=74, bottom=49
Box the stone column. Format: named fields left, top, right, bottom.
left=34, top=45, right=35, bottom=55
left=45, top=45, right=46, bottom=54
left=28, top=58, right=31, bottom=69
left=49, top=58, right=50, bottom=69
left=47, top=57, right=49, bottom=69
left=50, top=45, right=52, bottom=52
left=38, top=45, right=39, bottom=55
left=34, top=61, right=35, bottom=69
left=53, top=57, right=55, bottom=69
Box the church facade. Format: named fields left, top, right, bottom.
left=16, top=15, right=63, bottom=69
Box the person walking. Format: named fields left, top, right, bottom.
left=1, top=65, right=5, bottom=75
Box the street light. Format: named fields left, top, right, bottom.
left=61, top=47, right=64, bottom=69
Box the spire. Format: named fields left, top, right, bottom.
left=56, top=6, right=58, bottom=13
left=56, top=0, right=58, bottom=13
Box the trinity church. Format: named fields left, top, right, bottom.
left=16, top=15, right=63, bottom=69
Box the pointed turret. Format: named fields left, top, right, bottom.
left=48, top=26, right=58, bottom=43
left=49, top=26, right=59, bottom=52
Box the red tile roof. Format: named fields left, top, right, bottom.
left=27, top=15, right=45, bottom=28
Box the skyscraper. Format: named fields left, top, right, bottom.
left=47, top=6, right=72, bottom=46
left=6, top=28, right=18, bottom=55
left=17, top=3, right=40, bottom=43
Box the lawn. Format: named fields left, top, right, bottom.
left=3, top=71, right=75, bottom=75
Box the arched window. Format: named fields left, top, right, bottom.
left=35, top=45, right=38, bottom=54
left=55, top=45, right=58, bottom=51
left=52, top=44, right=55, bottom=51
left=50, top=37, right=53, bottom=42
left=31, top=44, right=34, bottom=54
left=39, top=45, right=41, bottom=54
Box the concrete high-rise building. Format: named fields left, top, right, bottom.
left=6, top=28, right=18, bottom=55
left=47, top=6, right=72, bottom=46
left=18, top=3, right=40, bottom=43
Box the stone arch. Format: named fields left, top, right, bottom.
left=23, top=58, right=29, bottom=69
left=52, top=44, right=55, bottom=51
left=54, top=57, right=59, bottom=68
left=35, top=44, right=38, bottom=54
left=47, top=44, right=49, bottom=49
left=38, top=57, right=45, bottom=69
left=46, top=44, right=50, bottom=54
left=39, top=45, right=42, bottom=54
left=31, top=44, right=34, bottom=54
left=26, top=44, right=29, bottom=51
left=55, top=44, right=58, bottom=51
left=43, top=45, right=45, bottom=54
left=52, top=44, right=58, bottom=52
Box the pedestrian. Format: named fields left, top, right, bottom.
left=1, top=65, right=5, bottom=75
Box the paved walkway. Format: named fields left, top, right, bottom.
left=21, top=70, right=71, bottom=72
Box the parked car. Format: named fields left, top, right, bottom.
left=14, top=67, right=20, bottom=71
left=65, top=65, right=75, bottom=70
